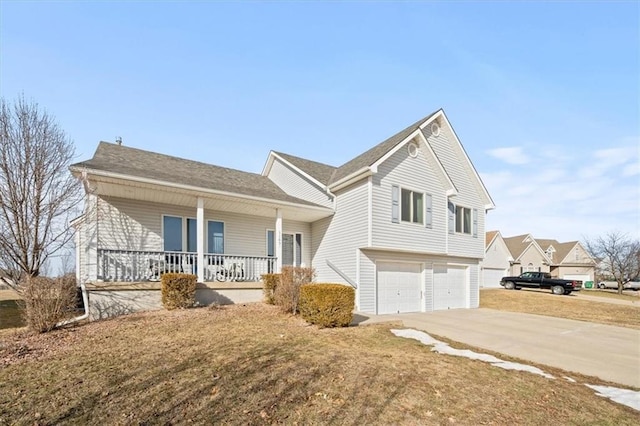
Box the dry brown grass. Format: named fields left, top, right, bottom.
left=1, top=303, right=638, bottom=425
left=582, top=290, right=640, bottom=301
left=481, top=289, right=640, bottom=329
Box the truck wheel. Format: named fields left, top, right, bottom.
left=504, top=281, right=515, bottom=290
left=551, top=285, right=565, bottom=295
left=598, top=283, right=605, bottom=289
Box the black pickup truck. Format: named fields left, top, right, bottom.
left=500, top=272, right=582, bottom=295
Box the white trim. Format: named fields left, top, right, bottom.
left=355, top=248, right=361, bottom=310
left=415, top=130, right=457, bottom=195
left=328, top=167, right=372, bottom=192
left=275, top=209, right=283, bottom=272
left=196, top=198, right=205, bottom=283
left=371, top=129, right=421, bottom=173
left=367, top=176, right=373, bottom=247
left=264, top=152, right=328, bottom=191
left=432, top=110, right=496, bottom=209
left=70, top=167, right=334, bottom=215
left=398, top=186, right=426, bottom=226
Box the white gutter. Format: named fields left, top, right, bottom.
left=56, top=282, right=89, bottom=327
left=328, top=167, right=372, bottom=192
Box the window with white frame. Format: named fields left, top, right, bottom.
left=207, top=221, right=224, bottom=254
left=401, top=188, right=424, bottom=224
left=455, top=205, right=472, bottom=234
left=448, top=202, right=477, bottom=237
left=267, top=230, right=302, bottom=266
left=163, top=216, right=223, bottom=253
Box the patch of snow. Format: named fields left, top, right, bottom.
left=564, top=376, right=577, bottom=383
left=391, top=328, right=555, bottom=379
left=585, top=384, right=640, bottom=412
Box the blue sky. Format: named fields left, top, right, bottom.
left=1, top=0, right=638, bottom=246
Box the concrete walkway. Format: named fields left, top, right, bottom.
left=356, top=308, right=640, bottom=388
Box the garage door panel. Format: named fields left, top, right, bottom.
left=433, top=265, right=467, bottom=310
left=377, top=262, right=422, bottom=314
left=482, top=268, right=506, bottom=288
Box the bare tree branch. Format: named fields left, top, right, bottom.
left=585, top=231, right=640, bottom=294
left=0, top=95, right=81, bottom=280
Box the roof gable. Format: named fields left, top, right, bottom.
left=262, top=151, right=337, bottom=187
left=329, top=112, right=438, bottom=185
left=503, top=234, right=549, bottom=262
left=485, top=230, right=500, bottom=249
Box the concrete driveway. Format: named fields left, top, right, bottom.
left=357, top=308, right=640, bottom=388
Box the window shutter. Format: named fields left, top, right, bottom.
left=472, top=208, right=478, bottom=238
left=391, top=185, right=399, bottom=223
left=448, top=202, right=455, bottom=234
left=425, top=194, right=432, bottom=228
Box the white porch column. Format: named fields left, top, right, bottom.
left=275, top=209, right=283, bottom=273
left=197, top=197, right=205, bottom=283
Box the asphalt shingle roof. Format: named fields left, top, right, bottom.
left=71, top=142, right=323, bottom=207
left=272, top=152, right=337, bottom=186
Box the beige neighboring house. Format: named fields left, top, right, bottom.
left=503, top=234, right=551, bottom=276
left=481, top=231, right=512, bottom=288
left=535, top=239, right=596, bottom=284
left=480, top=233, right=596, bottom=288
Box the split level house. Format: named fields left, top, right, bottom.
left=481, top=232, right=596, bottom=288
left=71, top=109, right=495, bottom=318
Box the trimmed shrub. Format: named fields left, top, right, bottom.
left=299, top=283, right=355, bottom=328
left=19, top=275, right=77, bottom=333
left=261, top=273, right=281, bottom=304
left=161, top=273, right=197, bottom=310
left=274, top=266, right=315, bottom=314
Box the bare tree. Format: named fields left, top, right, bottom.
left=585, top=232, right=640, bottom=294
left=0, top=96, right=81, bottom=281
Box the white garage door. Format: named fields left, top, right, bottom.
left=377, top=262, right=422, bottom=314
left=482, top=268, right=507, bottom=288
left=433, top=265, right=467, bottom=310
left=563, top=274, right=590, bottom=283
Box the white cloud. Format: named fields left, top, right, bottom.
left=487, top=147, right=529, bottom=165
left=481, top=141, right=640, bottom=241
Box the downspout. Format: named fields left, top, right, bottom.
left=56, top=282, right=89, bottom=327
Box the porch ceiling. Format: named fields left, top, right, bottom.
left=88, top=174, right=334, bottom=222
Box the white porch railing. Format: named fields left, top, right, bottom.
left=97, top=249, right=276, bottom=282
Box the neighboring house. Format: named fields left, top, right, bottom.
left=71, top=109, right=495, bottom=318
left=480, top=233, right=596, bottom=288
left=480, top=231, right=512, bottom=288
left=503, top=234, right=551, bottom=276
left=534, top=239, right=596, bottom=283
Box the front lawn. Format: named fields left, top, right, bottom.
left=1, top=304, right=638, bottom=424
left=480, top=289, right=640, bottom=329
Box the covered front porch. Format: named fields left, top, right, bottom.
left=74, top=167, right=333, bottom=285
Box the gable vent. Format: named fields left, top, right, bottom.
left=431, top=122, right=440, bottom=137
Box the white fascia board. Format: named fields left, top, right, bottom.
left=70, top=166, right=334, bottom=214
left=260, top=152, right=276, bottom=176
left=436, top=110, right=496, bottom=210
left=415, top=130, right=458, bottom=195
left=485, top=231, right=500, bottom=252
left=370, top=129, right=421, bottom=174
left=268, top=152, right=328, bottom=190
left=328, top=167, right=372, bottom=192
left=362, top=245, right=483, bottom=260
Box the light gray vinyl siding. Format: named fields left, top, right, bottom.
left=94, top=196, right=311, bottom=264
left=77, top=193, right=99, bottom=283
left=482, top=237, right=512, bottom=270
left=426, top=122, right=486, bottom=259
left=371, top=137, right=447, bottom=252
left=469, top=263, right=480, bottom=308
left=268, top=158, right=333, bottom=208
left=311, top=180, right=368, bottom=292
